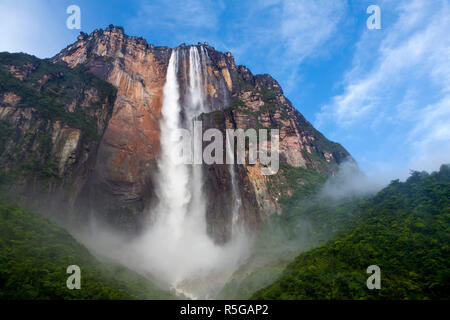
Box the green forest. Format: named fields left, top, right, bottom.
left=0, top=199, right=175, bottom=299
left=0, top=163, right=449, bottom=299
left=252, top=165, right=450, bottom=299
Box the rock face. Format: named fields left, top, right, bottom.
left=52, top=26, right=172, bottom=231
left=1, top=26, right=353, bottom=242
left=0, top=52, right=116, bottom=224
left=197, top=63, right=352, bottom=241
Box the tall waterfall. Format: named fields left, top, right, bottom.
left=186, top=46, right=208, bottom=226
left=227, top=134, right=243, bottom=230
left=154, top=49, right=191, bottom=240
left=155, top=46, right=208, bottom=235
left=126, top=46, right=250, bottom=299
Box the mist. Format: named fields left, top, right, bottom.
left=319, top=160, right=387, bottom=201
left=214, top=160, right=389, bottom=298
left=71, top=46, right=253, bottom=300
left=74, top=215, right=252, bottom=299
left=51, top=158, right=389, bottom=300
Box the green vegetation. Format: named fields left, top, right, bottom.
left=260, top=87, right=277, bottom=101
left=231, top=99, right=246, bottom=108
left=19, top=159, right=60, bottom=181
left=0, top=170, right=12, bottom=187
left=258, top=87, right=279, bottom=115
left=234, top=74, right=256, bottom=92
left=252, top=165, right=450, bottom=299
left=0, top=199, right=175, bottom=300
left=0, top=52, right=116, bottom=139
left=0, top=119, right=12, bottom=153
left=14, top=131, right=61, bottom=181
left=218, top=195, right=360, bottom=299
left=219, top=167, right=358, bottom=300
left=210, top=109, right=225, bottom=122
left=217, top=259, right=289, bottom=300
left=272, top=162, right=327, bottom=206
left=0, top=52, right=117, bottom=184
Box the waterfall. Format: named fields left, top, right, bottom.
left=217, top=57, right=242, bottom=231
left=187, top=46, right=206, bottom=116
left=154, top=48, right=191, bottom=240
left=185, top=46, right=208, bottom=226
left=226, top=134, right=243, bottom=230
left=121, top=45, right=250, bottom=299
left=155, top=46, right=208, bottom=233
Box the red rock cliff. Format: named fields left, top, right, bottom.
left=48, top=25, right=354, bottom=241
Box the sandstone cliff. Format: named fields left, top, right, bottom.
left=1, top=25, right=353, bottom=243
left=0, top=51, right=116, bottom=224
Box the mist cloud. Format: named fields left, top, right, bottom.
left=319, top=161, right=385, bottom=201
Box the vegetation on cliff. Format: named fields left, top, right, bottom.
left=218, top=166, right=359, bottom=299
left=0, top=119, right=12, bottom=154
left=0, top=52, right=117, bottom=186
left=0, top=52, right=116, bottom=139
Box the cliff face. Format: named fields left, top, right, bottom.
left=1, top=25, right=352, bottom=242
left=0, top=52, right=116, bottom=223
left=52, top=27, right=171, bottom=230
left=198, top=60, right=352, bottom=241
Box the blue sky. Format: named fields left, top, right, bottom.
left=1, top=0, right=449, bottom=181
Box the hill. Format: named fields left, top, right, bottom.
left=252, top=165, right=450, bottom=299
left=0, top=198, right=175, bottom=299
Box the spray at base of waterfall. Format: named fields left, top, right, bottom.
left=134, top=45, right=250, bottom=298
left=67, top=46, right=252, bottom=299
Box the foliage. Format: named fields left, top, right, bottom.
left=219, top=167, right=359, bottom=300
left=267, top=162, right=327, bottom=205
left=0, top=119, right=12, bottom=153
left=0, top=52, right=116, bottom=139
left=252, top=165, right=450, bottom=299
left=218, top=195, right=360, bottom=299
left=19, top=159, right=60, bottom=180
left=231, top=99, right=246, bottom=108
left=0, top=170, right=12, bottom=187
left=217, top=259, right=289, bottom=300
left=0, top=199, right=175, bottom=300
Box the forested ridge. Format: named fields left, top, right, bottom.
left=1, top=163, right=448, bottom=299
left=0, top=199, right=175, bottom=300
left=252, top=165, right=450, bottom=299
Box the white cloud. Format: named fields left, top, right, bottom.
left=248, top=0, right=347, bottom=66
left=221, top=0, right=347, bottom=94
left=318, top=0, right=450, bottom=124
left=316, top=0, right=450, bottom=172
left=130, top=0, right=345, bottom=75
left=279, top=0, right=346, bottom=63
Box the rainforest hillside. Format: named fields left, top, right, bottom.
left=0, top=197, right=175, bottom=300
left=252, top=165, right=450, bottom=299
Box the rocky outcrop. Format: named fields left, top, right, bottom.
left=196, top=47, right=353, bottom=241
left=52, top=26, right=173, bottom=230
left=51, top=25, right=352, bottom=241
left=1, top=25, right=353, bottom=242
left=0, top=52, right=116, bottom=224
left=211, top=70, right=353, bottom=219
